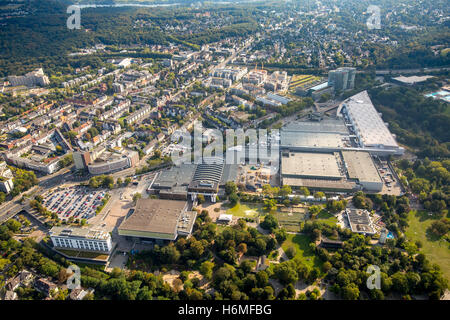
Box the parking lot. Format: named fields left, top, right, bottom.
left=373, top=158, right=403, bottom=196
left=43, top=186, right=108, bottom=222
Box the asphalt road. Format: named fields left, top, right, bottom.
left=0, top=167, right=73, bottom=223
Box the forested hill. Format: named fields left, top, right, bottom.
left=0, top=0, right=260, bottom=77
left=369, top=86, right=450, bottom=159
left=0, top=0, right=167, bottom=77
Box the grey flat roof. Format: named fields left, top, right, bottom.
left=119, top=199, right=187, bottom=236
left=348, top=209, right=370, bottom=225
left=281, top=152, right=343, bottom=179
left=282, top=177, right=356, bottom=191
left=282, top=118, right=349, bottom=135
left=177, top=211, right=197, bottom=235
left=220, top=164, right=239, bottom=186
left=153, top=164, right=195, bottom=188
left=342, top=151, right=382, bottom=184
left=280, top=117, right=351, bottom=150
left=281, top=131, right=349, bottom=149
left=50, top=226, right=110, bottom=240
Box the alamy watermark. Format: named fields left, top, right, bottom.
left=366, top=265, right=381, bottom=290
left=66, top=264, right=81, bottom=290
left=366, top=5, right=381, bottom=30
left=67, top=5, right=81, bottom=30
left=170, top=122, right=280, bottom=174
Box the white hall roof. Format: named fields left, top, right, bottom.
left=343, top=91, right=398, bottom=148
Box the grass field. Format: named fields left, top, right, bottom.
left=281, top=234, right=323, bottom=269
left=405, top=210, right=450, bottom=282
left=226, top=203, right=261, bottom=218
left=315, top=210, right=338, bottom=227
left=274, top=210, right=306, bottom=233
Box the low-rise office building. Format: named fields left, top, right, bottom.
left=87, top=149, right=139, bottom=175
left=49, top=226, right=113, bottom=253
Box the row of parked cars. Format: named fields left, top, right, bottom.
left=43, top=186, right=107, bottom=221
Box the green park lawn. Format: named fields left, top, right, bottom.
left=315, top=210, right=338, bottom=227
left=274, top=210, right=306, bottom=233
left=226, top=203, right=261, bottom=218
left=281, top=234, right=323, bottom=269
left=405, top=210, right=450, bottom=282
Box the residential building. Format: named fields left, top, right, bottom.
left=5, top=277, right=20, bottom=292
left=210, top=67, right=247, bottom=81
left=0, top=161, right=14, bottom=194
left=73, top=151, right=92, bottom=170
left=70, top=288, right=94, bottom=300
left=328, top=67, right=356, bottom=92
left=34, top=278, right=58, bottom=297
left=4, top=291, right=18, bottom=300
left=8, top=68, right=50, bottom=87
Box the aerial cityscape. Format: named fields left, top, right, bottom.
left=0, top=0, right=448, bottom=307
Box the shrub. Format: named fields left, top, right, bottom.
left=285, top=246, right=296, bottom=259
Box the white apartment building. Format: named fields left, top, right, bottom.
left=0, top=178, right=14, bottom=194
left=49, top=226, right=112, bottom=253
left=8, top=68, right=50, bottom=87
left=0, top=161, right=14, bottom=194
left=210, top=67, right=247, bottom=81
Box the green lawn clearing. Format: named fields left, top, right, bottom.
left=315, top=210, right=338, bottom=227
left=281, top=233, right=323, bottom=269
left=405, top=210, right=450, bottom=282
left=226, top=203, right=261, bottom=218
left=274, top=209, right=306, bottom=233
